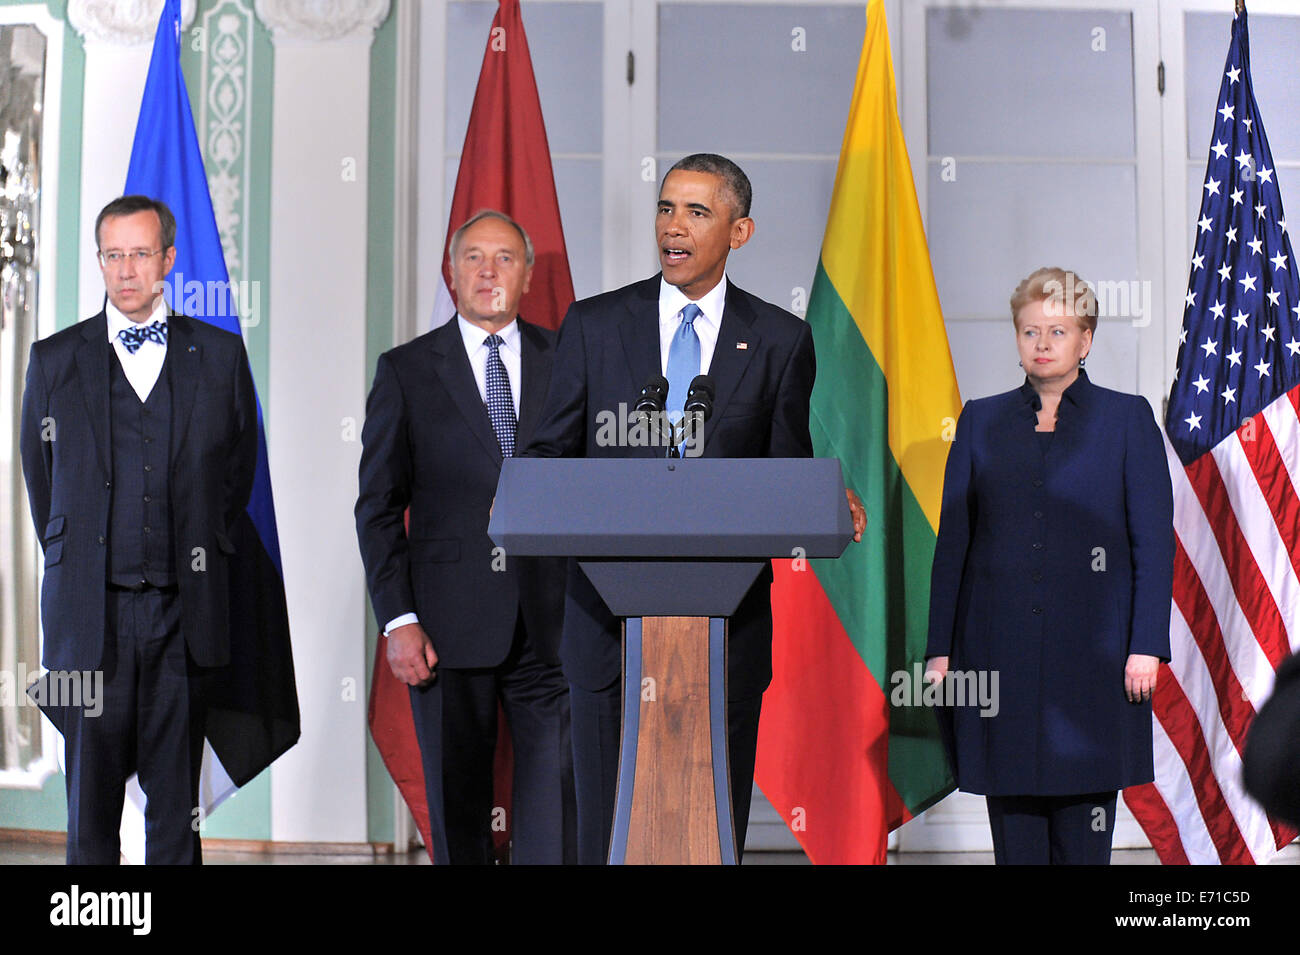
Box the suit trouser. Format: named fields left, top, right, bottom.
left=569, top=681, right=762, bottom=864
left=985, top=791, right=1119, bottom=865
left=63, top=586, right=205, bottom=865
left=408, top=613, right=576, bottom=864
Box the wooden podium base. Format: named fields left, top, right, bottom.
left=608, top=616, right=737, bottom=865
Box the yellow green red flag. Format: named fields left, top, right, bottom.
left=756, top=0, right=962, bottom=864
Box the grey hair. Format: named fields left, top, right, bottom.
left=449, top=209, right=535, bottom=267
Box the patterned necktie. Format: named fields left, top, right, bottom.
left=666, top=303, right=703, bottom=422
left=118, top=319, right=168, bottom=354
left=485, top=334, right=518, bottom=458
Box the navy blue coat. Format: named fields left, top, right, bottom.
left=925, top=371, right=1174, bottom=796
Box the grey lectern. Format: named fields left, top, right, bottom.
left=489, top=458, right=854, bottom=864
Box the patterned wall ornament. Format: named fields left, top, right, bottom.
left=68, top=0, right=197, bottom=46
left=198, top=0, right=253, bottom=290
left=253, top=0, right=389, bottom=44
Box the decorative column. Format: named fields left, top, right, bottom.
left=197, top=0, right=257, bottom=296
left=254, top=0, right=389, bottom=845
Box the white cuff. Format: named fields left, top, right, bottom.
left=384, top=612, right=419, bottom=636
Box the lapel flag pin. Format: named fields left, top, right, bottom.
left=736, top=341, right=748, bottom=350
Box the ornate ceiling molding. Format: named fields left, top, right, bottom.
left=68, top=0, right=198, bottom=47
left=253, top=0, right=390, bottom=44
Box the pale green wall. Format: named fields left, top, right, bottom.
left=0, top=0, right=83, bottom=833
left=1, top=0, right=402, bottom=847
left=365, top=3, right=399, bottom=846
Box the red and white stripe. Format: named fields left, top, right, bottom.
left=1124, top=386, right=1300, bottom=864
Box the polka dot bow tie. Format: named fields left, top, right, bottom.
left=118, top=319, right=168, bottom=354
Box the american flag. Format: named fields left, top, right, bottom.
left=1123, top=8, right=1300, bottom=865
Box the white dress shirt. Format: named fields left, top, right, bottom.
left=659, top=274, right=727, bottom=382
left=457, top=314, right=522, bottom=417
left=384, top=315, right=523, bottom=636
left=106, top=298, right=169, bottom=401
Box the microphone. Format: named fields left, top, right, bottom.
left=684, top=375, right=715, bottom=421
left=676, top=375, right=714, bottom=454
left=635, top=374, right=669, bottom=415
left=635, top=374, right=671, bottom=448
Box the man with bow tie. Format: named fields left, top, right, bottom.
left=20, top=195, right=258, bottom=864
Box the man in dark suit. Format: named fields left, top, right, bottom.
left=356, top=210, right=574, bottom=864
left=20, top=195, right=257, bottom=864
left=523, top=153, right=864, bottom=863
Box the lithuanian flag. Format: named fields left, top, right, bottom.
left=755, top=0, right=962, bottom=864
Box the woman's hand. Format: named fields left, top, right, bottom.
left=925, top=656, right=950, bottom=685
left=1125, top=653, right=1159, bottom=703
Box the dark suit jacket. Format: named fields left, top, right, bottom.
left=1243, top=649, right=1300, bottom=827
left=926, top=370, right=1174, bottom=795
left=521, top=275, right=816, bottom=698
left=20, top=310, right=258, bottom=671
left=355, top=317, right=566, bottom=668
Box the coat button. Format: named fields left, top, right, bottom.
left=105, top=481, right=111, bottom=488
left=143, top=495, right=152, bottom=503
left=97, top=536, right=106, bottom=545
left=1033, top=510, right=1043, bottom=519
left=1032, top=542, right=1043, bottom=550
left=144, top=465, right=152, bottom=472
left=1032, top=571, right=1042, bottom=581
left=1033, top=479, right=1043, bottom=487
left=1032, top=606, right=1043, bottom=614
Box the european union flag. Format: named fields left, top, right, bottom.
left=124, top=0, right=298, bottom=793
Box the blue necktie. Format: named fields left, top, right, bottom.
left=666, top=303, right=702, bottom=424
left=485, top=334, right=517, bottom=458
left=118, top=319, right=168, bottom=354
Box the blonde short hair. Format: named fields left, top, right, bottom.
left=1010, top=267, right=1098, bottom=334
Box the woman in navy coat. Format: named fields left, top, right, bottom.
left=925, top=267, right=1174, bottom=864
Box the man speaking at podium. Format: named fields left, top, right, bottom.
left=524, top=154, right=862, bottom=863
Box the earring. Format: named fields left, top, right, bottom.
left=1018, top=360, right=1023, bottom=368
left=1079, top=357, right=1087, bottom=368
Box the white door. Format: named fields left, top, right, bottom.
left=896, top=0, right=1165, bottom=853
